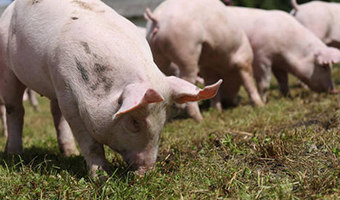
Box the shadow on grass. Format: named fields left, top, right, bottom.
left=0, top=146, right=132, bottom=181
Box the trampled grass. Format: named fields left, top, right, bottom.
left=0, top=66, right=340, bottom=199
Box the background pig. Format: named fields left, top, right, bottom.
left=225, top=6, right=340, bottom=101
left=0, top=0, right=221, bottom=177
left=291, top=0, right=340, bottom=49
left=145, top=0, right=264, bottom=122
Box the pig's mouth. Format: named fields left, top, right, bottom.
left=329, top=88, right=339, bottom=94
left=126, top=160, right=154, bottom=176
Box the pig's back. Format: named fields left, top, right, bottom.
left=153, top=0, right=245, bottom=53
left=226, top=7, right=323, bottom=54
left=292, top=1, right=340, bottom=45
left=7, top=0, right=156, bottom=98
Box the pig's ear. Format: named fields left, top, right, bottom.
left=315, top=47, right=340, bottom=66
left=144, top=8, right=158, bottom=24
left=166, top=76, right=222, bottom=104
left=112, top=83, right=164, bottom=120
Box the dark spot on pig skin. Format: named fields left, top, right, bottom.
left=93, top=63, right=113, bottom=92
left=76, top=59, right=89, bottom=82
left=80, top=41, right=91, bottom=54
left=104, top=81, right=112, bottom=92
left=5, top=104, right=14, bottom=115
left=32, top=0, right=41, bottom=5
left=94, top=63, right=107, bottom=74
left=71, top=17, right=79, bottom=20
left=90, top=82, right=99, bottom=91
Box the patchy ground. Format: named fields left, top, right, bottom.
left=0, top=66, right=339, bottom=199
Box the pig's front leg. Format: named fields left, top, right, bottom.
left=272, top=69, right=290, bottom=97
left=50, top=99, right=79, bottom=156
left=58, top=100, right=111, bottom=178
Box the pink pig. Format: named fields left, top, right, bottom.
left=225, top=6, right=340, bottom=101
left=291, top=0, right=340, bottom=49
left=145, top=0, right=264, bottom=122
left=0, top=0, right=221, bottom=177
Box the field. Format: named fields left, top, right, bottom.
left=0, top=66, right=339, bottom=199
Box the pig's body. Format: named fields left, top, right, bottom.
left=0, top=0, right=221, bottom=177
left=225, top=6, right=339, bottom=101
left=145, top=0, right=263, bottom=121
left=291, top=0, right=340, bottom=49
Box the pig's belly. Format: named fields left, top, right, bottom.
left=11, top=63, right=57, bottom=99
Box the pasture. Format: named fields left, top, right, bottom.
left=0, top=66, right=339, bottom=199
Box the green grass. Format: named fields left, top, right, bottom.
left=1, top=66, right=340, bottom=199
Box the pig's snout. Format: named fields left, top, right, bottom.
left=123, top=150, right=157, bottom=175
left=329, top=88, right=339, bottom=94
left=134, top=165, right=155, bottom=176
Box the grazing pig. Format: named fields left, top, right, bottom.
left=225, top=6, right=340, bottom=101
left=0, top=0, right=221, bottom=177
left=144, top=0, right=264, bottom=122
left=291, top=0, right=340, bottom=49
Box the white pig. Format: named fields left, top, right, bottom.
left=0, top=0, right=221, bottom=177
left=144, top=0, right=264, bottom=122
left=225, top=6, right=340, bottom=101
left=291, top=0, right=340, bottom=49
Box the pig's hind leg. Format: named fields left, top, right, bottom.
left=27, top=89, right=40, bottom=112
left=0, top=97, right=7, bottom=137
left=200, top=67, right=222, bottom=111
left=171, top=45, right=203, bottom=122
left=1, top=69, right=26, bottom=155
left=253, top=61, right=272, bottom=103
left=237, top=62, right=264, bottom=107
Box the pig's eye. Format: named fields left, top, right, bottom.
left=128, top=118, right=141, bottom=133
left=133, top=119, right=140, bottom=128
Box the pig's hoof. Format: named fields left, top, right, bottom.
left=63, top=148, right=80, bottom=157
left=193, top=115, right=203, bottom=123
left=60, top=144, right=80, bottom=156
left=90, top=165, right=112, bottom=181
left=255, top=101, right=265, bottom=107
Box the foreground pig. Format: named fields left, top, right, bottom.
left=291, top=0, right=340, bottom=49
left=0, top=0, right=221, bottom=177
left=145, top=0, right=264, bottom=122
left=225, top=6, right=340, bottom=101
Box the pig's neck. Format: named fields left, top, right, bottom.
left=75, top=88, right=121, bottom=143
left=289, top=38, right=326, bottom=84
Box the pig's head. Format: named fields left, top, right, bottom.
left=302, top=47, right=339, bottom=94
left=93, top=77, right=222, bottom=175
